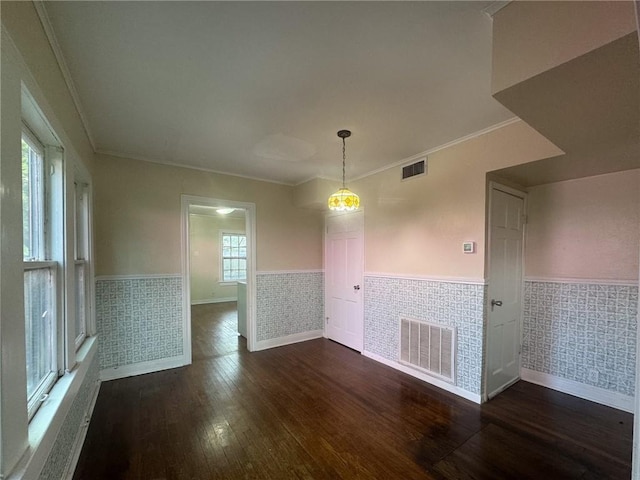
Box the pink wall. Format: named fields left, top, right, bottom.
left=525, top=169, right=640, bottom=281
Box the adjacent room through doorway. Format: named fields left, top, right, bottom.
left=188, top=203, right=249, bottom=359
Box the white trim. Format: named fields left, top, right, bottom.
left=191, top=297, right=237, bottom=305
left=98, top=149, right=292, bottom=186
left=364, top=272, right=487, bottom=285
left=95, top=273, right=181, bottom=281
left=256, top=269, right=323, bottom=275
left=351, top=117, right=521, bottom=183
left=32, top=1, right=96, bottom=151
left=485, top=182, right=528, bottom=401
left=181, top=195, right=257, bottom=353
left=97, top=119, right=522, bottom=188
left=219, top=230, right=247, bottom=283
left=362, top=351, right=482, bottom=404
left=521, top=368, right=634, bottom=413
left=524, top=276, right=638, bottom=287
left=324, top=210, right=365, bottom=352
left=99, top=355, right=187, bottom=382
left=61, top=381, right=101, bottom=480
left=489, top=181, right=528, bottom=200
left=9, top=338, right=98, bottom=480
left=253, top=330, right=323, bottom=352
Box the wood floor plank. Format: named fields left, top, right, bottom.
left=73, top=303, right=633, bottom=479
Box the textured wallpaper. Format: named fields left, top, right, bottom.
left=364, top=276, right=486, bottom=395
left=522, top=281, right=638, bottom=396
left=38, top=352, right=100, bottom=479
left=96, top=276, right=184, bottom=369
left=256, top=272, right=324, bottom=341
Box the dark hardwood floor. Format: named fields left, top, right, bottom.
left=73, top=303, right=633, bottom=479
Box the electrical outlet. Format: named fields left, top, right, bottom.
left=588, top=368, right=599, bottom=384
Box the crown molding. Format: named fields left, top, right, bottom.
left=351, top=117, right=521, bottom=183
left=33, top=1, right=96, bottom=151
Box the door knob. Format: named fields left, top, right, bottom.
left=353, top=285, right=360, bottom=291
left=491, top=299, right=502, bottom=310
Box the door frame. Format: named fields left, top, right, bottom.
left=483, top=181, right=528, bottom=402
left=323, top=209, right=365, bottom=350
left=180, top=195, right=257, bottom=357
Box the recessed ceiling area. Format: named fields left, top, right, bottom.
left=42, top=1, right=515, bottom=185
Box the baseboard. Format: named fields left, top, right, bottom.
left=100, top=355, right=189, bottom=381
left=521, top=368, right=634, bottom=413
left=253, top=330, right=324, bottom=351
left=362, top=350, right=482, bottom=404
left=62, top=380, right=101, bottom=479
left=191, top=297, right=237, bottom=305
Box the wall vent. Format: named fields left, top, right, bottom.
left=399, top=318, right=456, bottom=383
left=401, top=158, right=426, bottom=180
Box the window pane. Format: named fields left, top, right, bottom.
left=75, top=184, right=88, bottom=261
left=24, top=268, right=55, bottom=401
left=221, top=233, right=246, bottom=282
left=22, top=138, right=44, bottom=261
left=75, top=262, right=86, bottom=343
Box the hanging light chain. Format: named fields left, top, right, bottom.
left=328, top=129, right=359, bottom=211
left=342, top=136, right=346, bottom=188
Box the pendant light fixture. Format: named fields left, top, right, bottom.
left=328, top=130, right=360, bottom=211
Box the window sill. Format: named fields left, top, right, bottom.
left=9, top=336, right=98, bottom=479
left=219, top=281, right=244, bottom=286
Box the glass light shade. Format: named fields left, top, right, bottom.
left=328, top=187, right=360, bottom=211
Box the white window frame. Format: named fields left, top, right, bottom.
left=23, top=262, right=58, bottom=420
left=73, top=181, right=90, bottom=349
left=21, top=126, right=46, bottom=262
left=21, top=128, right=63, bottom=421
left=219, top=231, right=247, bottom=284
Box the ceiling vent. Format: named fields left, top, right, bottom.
left=402, top=158, right=427, bottom=180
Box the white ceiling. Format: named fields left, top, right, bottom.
left=44, top=1, right=515, bottom=185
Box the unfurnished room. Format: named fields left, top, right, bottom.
left=1, top=1, right=639, bottom=479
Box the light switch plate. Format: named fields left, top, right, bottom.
left=463, top=241, right=475, bottom=254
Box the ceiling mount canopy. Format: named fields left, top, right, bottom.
left=328, top=130, right=360, bottom=211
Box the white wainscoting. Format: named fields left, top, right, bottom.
left=191, top=297, right=237, bottom=305
left=521, top=368, right=634, bottom=413
left=100, top=355, right=188, bottom=382
left=253, top=330, right=324, bottom=352
left=363, top=351, right=482, bottom=404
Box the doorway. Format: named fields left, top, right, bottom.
left=324, top=210, right=364, bottom=352
left=485, top=183, right=526, bottom=400
left=181, top=195, right=257, bottom=363
left=188, top=206, right=247, bottom=359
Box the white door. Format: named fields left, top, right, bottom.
left=325, top=211, right=364, bottom=352
left=486, top=185, right=525, bottom=399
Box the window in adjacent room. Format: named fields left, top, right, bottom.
left=22, top=129, right=58, bottom=419
left=221, top=232, right=247, bottom=282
